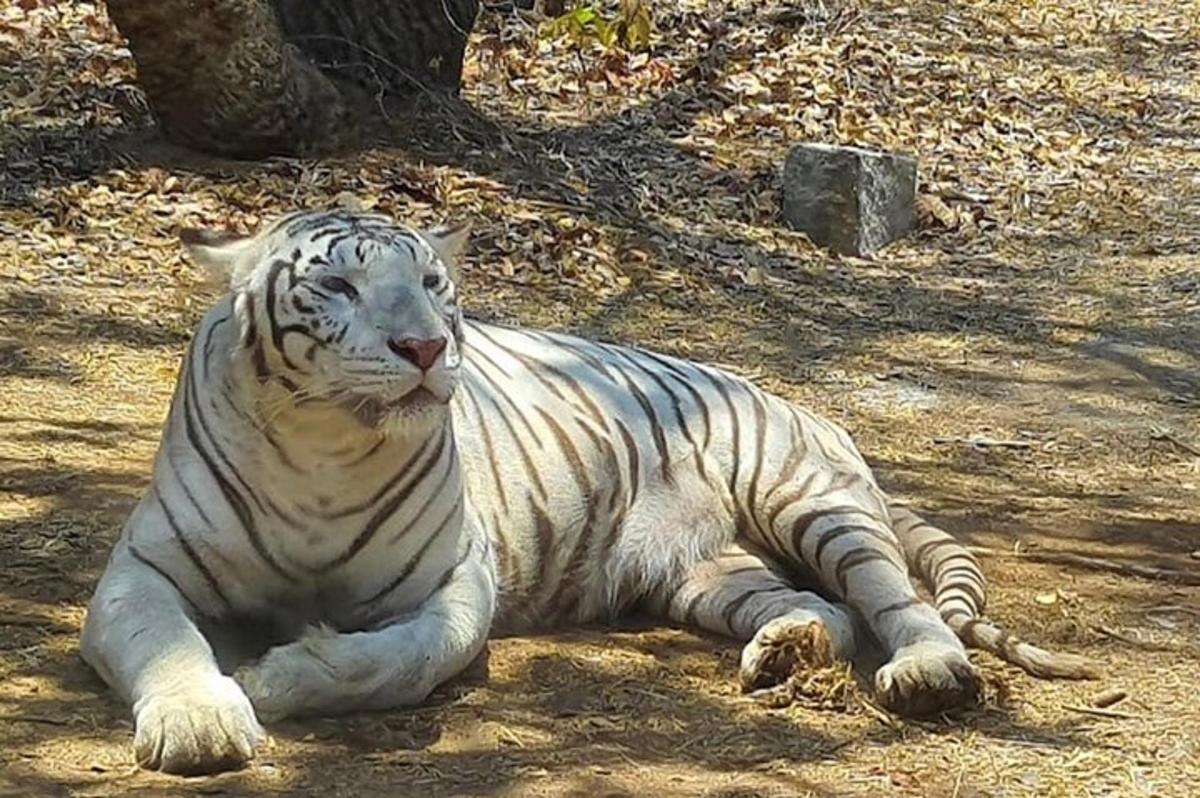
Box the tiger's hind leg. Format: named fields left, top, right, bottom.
left=766, top=490, right=982, bottom=716
left=645, top=542, right=861, bottom=691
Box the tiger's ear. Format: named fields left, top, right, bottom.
left=179, top=227, right=258, bottom=288
left=424, top=222, right=471, bottom=282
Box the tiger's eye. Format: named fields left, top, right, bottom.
left=422, top=273, right=441, bottom=289
left=319, top=275, right=358, bottom=299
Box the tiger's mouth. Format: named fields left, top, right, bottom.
left=344, top=386, right=449, bottom=427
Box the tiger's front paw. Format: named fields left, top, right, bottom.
left=235, top=628, right=435, bottom=721
left=132, top=675, right=265, bottom=774
left=875, top=641, right=981, bottom=717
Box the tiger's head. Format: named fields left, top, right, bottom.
left=182, top=210, right=469, bottom=430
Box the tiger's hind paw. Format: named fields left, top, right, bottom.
left=739, top=613, right=838, bottom=692
left=874, top=642, right=982, bottom=717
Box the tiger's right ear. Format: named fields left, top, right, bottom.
left=423, top=222, right=471, bottom=283
left=179, top=227, right=258, bottom=288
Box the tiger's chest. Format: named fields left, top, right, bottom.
left=181, top=426, right=469, bottom=626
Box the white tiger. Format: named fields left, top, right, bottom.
left=80, top=210, right=1096, bottom=774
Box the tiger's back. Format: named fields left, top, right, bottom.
left=455, top=319, right=874, bottom=631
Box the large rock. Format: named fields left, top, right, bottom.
left=782, top=143, right=917, bottom=256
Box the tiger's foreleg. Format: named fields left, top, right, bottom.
left=234, top=537, right=495, bottom=721
left=647, top=542, right=862, bottom=690
left=80, top=540, right=266, bottom=774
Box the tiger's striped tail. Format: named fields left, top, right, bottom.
left=888, top=501, right=1100, bottom=679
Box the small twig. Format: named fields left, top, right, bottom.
left=969, top=547, right=1200, bottom=585
left=0, top=714, right=70, bottom=726
left=941, top=187, right=992, bottom=204
left=819, top=737, right=858, bottom=757
left=1143, top=604, right=1200, bottom=617
left=858, top=698, right=902, bottom=729
left=952, top=760, right=967, bottom=798
left=1092, top=625, right=1145, bottom=647
left=1150, top=428, right=1200, bottom=457
left=0, top=613, right=67, bottom=630
left=1091, top=688, right=1127, bottom=709
left=933, top=436, right=1033, bottom=449
left=0, top=614, right=45, bottom=627
left=1062, top=704, right=1141, bottom=720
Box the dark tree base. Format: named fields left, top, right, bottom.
left=272, top=0, right=478, bottom=97
left=106, top=0, right=479, bottom=159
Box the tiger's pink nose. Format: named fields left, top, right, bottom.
left=387, top=336, right=447, bottom=371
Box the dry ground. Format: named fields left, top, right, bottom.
left=1, top=1, right=1198, bottom=796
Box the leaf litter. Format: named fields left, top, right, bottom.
left=1, top=0, right=1199, bottom=796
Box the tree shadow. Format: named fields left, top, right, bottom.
left=4, top=0, right=1190, bottom=380
left=0, top=289, right=190, bottom=349
left=2, top=4, right=1197, bottom=792
left=0, top=596, right=1116, bottom=797
left=0, top=379, right=1187, bottom=794
left=0, top=338, right=81, bottom=384
left=0, top=1, right=150, bottom=209
left=1074, top=337, right=1200, bottom=405
left=0, top=411, right=1136, bottom=796
left=874, top=444, right=1200, bottom=557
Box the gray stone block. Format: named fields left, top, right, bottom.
left=782, top=143, right=917, bottom=256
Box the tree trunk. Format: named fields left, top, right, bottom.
left=272, top=0, right=479, bottom=96
left=105, top=0, right=479, bottom=159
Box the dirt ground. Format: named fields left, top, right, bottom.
left=1, top=1, right=1198, bottom=796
